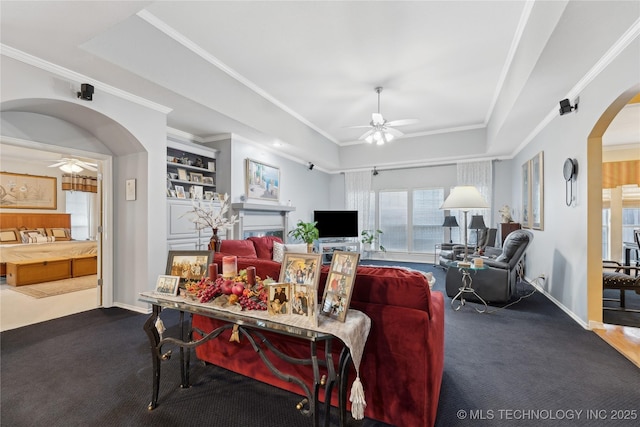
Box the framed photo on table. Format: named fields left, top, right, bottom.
left=165, top=250, right=212, bottom=284
left=155, top=275, right=180, bottom=296
left=320, top=251, right=360, bottom=322
left=278, top=252, right=321, bottom=324
left=268, top=283, right=291, bottom=315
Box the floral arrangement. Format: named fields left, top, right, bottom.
left=180, top=192, right=238, bottom=233
left=186, top=269, right=274, bottom=310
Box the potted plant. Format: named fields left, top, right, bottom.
left=288, top=220, right=319, bottom=253
left=361, top=229, right=386, bottom=252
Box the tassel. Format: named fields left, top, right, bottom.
left=349, top=376, right=366, bottom=420
left=229, top=324, right=240, bottom=343
left=155, top=317, right=166, bottom=340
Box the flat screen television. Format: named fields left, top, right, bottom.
left=313, top=210, right=359, bottom=238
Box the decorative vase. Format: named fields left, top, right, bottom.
left=209, top=228, right=221, bottom=252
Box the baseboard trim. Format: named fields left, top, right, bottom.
left=113, top=302, right=150, bottom=314
left=527, top=276, right=590, bottom=330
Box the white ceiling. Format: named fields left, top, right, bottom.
left=1, top=1, right=638, bottom=169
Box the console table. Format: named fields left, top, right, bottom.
left=139, top=292, right=369, bottom=427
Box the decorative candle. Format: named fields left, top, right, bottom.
left=246, top=266, right=256, bottom=286
left=208, top=262, right=218, bottom=280
left=473, top=258, right=484, bottom=268
left=222, top=256, right=237, bottom=278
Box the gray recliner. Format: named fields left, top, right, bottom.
left=445, top=229, right=533, bottom=303
left=438, top=228, right=497, bottom=268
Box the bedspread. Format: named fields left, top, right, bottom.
left=0, top=240, right=97, bottom=263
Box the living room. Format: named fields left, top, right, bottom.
left=1, top=2, right=639, bottom=426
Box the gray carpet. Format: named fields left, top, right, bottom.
left=1, top=261, right=639, bottom=427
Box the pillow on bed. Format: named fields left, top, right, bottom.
left=0, top=228, right=21, bottom=244
left=24, top=235, right=56, bottom=244
left=19, top=229, right=45, bottom=243
left=46, top=228, right=71, bottom=241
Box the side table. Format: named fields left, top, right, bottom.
left=448, top=261, right=488, bottom=313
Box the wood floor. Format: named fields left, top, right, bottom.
left=593, top=323, right=640, bottom=368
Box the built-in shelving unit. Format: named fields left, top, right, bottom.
left=167, top=146, right=217, bottom=201
left=166, top=140, right=220, bottom=251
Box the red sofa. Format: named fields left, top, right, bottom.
left=192, top=237, right=445, bottom=427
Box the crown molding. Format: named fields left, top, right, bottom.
left=514, top=17, right=640, bottom=158
left=137, top=10, right=339, bottom=145
left=1, top=44, right=172, bottom=115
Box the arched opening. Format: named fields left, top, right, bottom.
left=587, top=85, right=640, bottom=342
left=1, top=98, right=145, bottom=328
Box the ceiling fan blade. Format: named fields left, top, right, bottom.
left=371, top=113, right=385, bottom=125
left=76, top=160, right=98, bottom=171
left=385, top=127, right=404, bottom=137
left=48, top=161, right=67, bottom=168
left=386, top=118, right=418, bottom=127
left=359, top=129, right=375, bottom=140
left=346, top=125, right=375, bottom=129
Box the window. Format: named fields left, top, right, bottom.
left=623, top=207, right=640, bottom=264
left=65, top=191, right=92, bottom=240
left=602, top=208, right=610, bottom=259
left=379, top=191, right=408, bottom=251
left=412, top=189, right=444, bottom=252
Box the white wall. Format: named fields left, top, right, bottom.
left=1, top=56, right=168, bottom=311
left=510, top=37, right=640, bottom=324
left=208, top=135, right=332, bottom=237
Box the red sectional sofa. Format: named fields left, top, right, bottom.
left=191, top=236, right=445, bottom=427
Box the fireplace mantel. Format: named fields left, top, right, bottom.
left=231, top=202, right=296, bottom=240
left=231, top=203, right=296, bottom=213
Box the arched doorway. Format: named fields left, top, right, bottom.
left=1, top=98, right=144, bottom=327
left=587, top=86, right=640, bottom=364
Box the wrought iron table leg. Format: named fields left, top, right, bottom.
left=143, top=305, right=162, bottom=410
left=179, top=311, right=191, bottom=388
left=338, top=347, right=352, bottom=427
left=322, top=340, right=337, bottom=427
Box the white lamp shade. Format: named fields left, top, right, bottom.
left=440, top=186, right=489, bottom=210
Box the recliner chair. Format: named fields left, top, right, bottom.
left=445, top=229, right=533, bottom=303
left=438, top=227, right=497, bottom=268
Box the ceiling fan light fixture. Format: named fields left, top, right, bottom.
left=59, top=163, right=83, bottom=173
left=365, top=134, right=374, bottom=144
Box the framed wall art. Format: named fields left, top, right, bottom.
left=246, top=158, right=280, bottom=201
left=165, top=250, right=212, bottom=284
left=320, top=251, right=360, bottom=322
left=0, top=172, right=57, bottom=209
left=522, top=151, right=544, bottom=230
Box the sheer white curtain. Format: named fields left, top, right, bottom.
left=456, top=161, right=493, bottom=241
left=344, top=171, right=372, bottom=234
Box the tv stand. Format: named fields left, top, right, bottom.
left=316, top=239, right=360, bottom=264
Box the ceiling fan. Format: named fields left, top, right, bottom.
left=351, top=87, right=418, bottom=145
left=48, top=158, right=98, bottom=173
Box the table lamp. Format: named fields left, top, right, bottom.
left=468, top=215, right=486, bottom=250
left=442, top=216, right=459, bottom=244
left=440, top=186, right=489, bottom=265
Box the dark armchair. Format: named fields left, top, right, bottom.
left=438, top=228, right=497, bottom=268
left=445, top=229, right=533, bottom=303
left=603, top=260, right=640, bottom=312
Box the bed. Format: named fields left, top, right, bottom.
left=0, top=213, right=97, bottom=281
